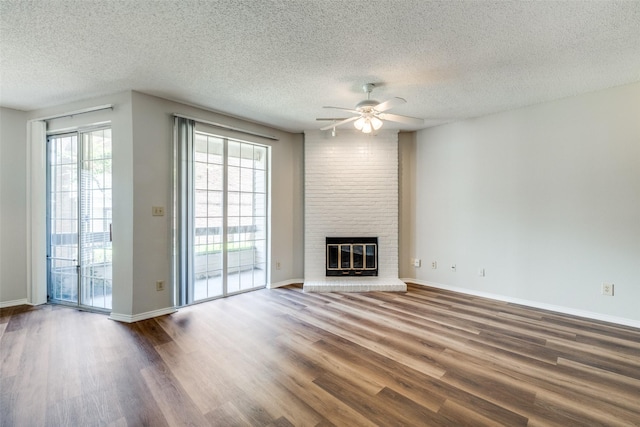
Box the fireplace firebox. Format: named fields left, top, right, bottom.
left=326, top=237, right=378, bottom=276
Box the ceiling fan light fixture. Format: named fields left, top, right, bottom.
left=354, top=116, right=365, bottom=130
left=371, top=116, right=383, bottom=130
left=361, top=119, right=373, bottom=133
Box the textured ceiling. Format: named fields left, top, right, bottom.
left=1, top=0, right=639, bottom=132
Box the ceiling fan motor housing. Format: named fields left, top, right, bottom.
left=357, top=83, right=378, bottom=112
left=362, top=83, right=376, bottom=93
left=356, top=99, right=379, bottom=112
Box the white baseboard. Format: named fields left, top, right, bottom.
left=0, top=298, right=29, bottom=308
left=109, top=306, right=178, bottom=323
left=267, top=278, right=304, bottom=289
left=402, top=278, right=640, bottom=329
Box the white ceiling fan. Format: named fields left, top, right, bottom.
left=317, top=83, right=424, bottom=134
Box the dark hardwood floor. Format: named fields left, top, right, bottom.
left=1, top=284, right=639, bottom=426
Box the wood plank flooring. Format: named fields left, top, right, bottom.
left=1, top=283, right=639, bottom=426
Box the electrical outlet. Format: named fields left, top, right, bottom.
left=276, top=261, right=281, bottom=270
left=601, top=283, right=614, bottom=296
left=152, top=206, right=165, bottom=216
left=451, top=264, right=456, bottom=272
left=478, top=268, right=485, bottom=277
left=156, top=280, right=164, bottom=291
left=431, top=261, right=437, bottom=269
left=413, top=258, right=421, bottom=268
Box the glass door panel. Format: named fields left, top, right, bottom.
left=47, top=128, right=112, bottom=310
left=48, top=134, right=79, bottom=303
left=79, top=129, right=113, bottom=309
left=193, top=134, right=224, bottom=300
left=226, top=140, right=267, bottom=294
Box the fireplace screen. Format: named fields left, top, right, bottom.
left=326, top=237, right=378, bottom=276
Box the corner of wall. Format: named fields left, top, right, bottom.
left=398, top=131, right=417, bottom=279
left=0, top=107, right=29, bottom=304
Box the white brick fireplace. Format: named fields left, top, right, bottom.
left=303, top=129, right=406, bottom=292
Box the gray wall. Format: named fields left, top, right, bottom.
left=409, top=82, right=640, bottom=324
left=128, top=91, right=304, bottom=316
left=36, top=91, right=135, bottom=314
left=2, top=92, right=304, bottom=318
left=0, top=107, right=28, bottom=304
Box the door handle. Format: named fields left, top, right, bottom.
left=47, top=256, right=78, bottom=262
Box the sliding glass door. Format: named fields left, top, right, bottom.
left=176, top=118, right=269, bottom=305
left=47, top=127, right=112, bottom=310
left=192, top=133, right=268, bottom=302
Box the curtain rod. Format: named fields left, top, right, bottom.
left=173, top=113, right=279, bottom=141
left=34, top=104, right=114, bottom=122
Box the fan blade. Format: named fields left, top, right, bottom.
left=378, top=112, right=424, bottom=126
left=316, top=118, right=350, bottom=121
left=374, top=97, right=406, bottom=112
left=319, top=116, right=359, bottom=131
left=323, top=106, right=360, bottom=114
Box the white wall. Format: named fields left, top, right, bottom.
left=304, top=130, right=399, bottom=280
left=0, top=107, right=28, bottom=306
left=411, top=82, right=640, bottom=325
